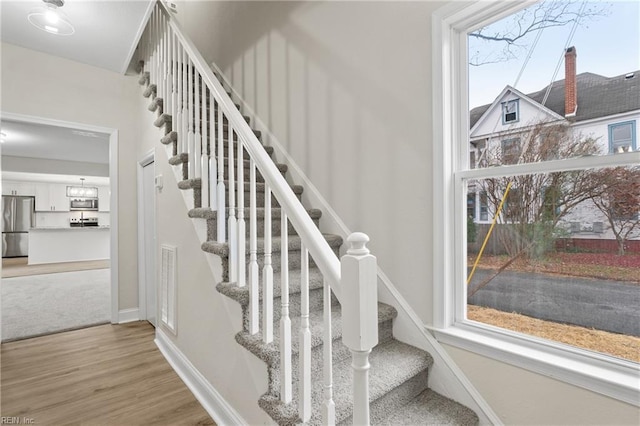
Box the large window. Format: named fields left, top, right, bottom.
left=433, top=0, right=640, bottom=406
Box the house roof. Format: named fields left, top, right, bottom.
left=470, top=70, right=640, bottom=128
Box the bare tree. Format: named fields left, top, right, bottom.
left=469, top=0, right=609, bottom=66
left=477, top=122, right=602, bottom=258
left=590, top=166, right=640, bottom=255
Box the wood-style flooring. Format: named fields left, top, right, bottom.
left=2, top=257, right=110, bottom=278
left=1, top=322, right=215, bottom=425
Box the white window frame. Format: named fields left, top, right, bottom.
left=502, top=99, right=520, bottom=124
left=432, top=1, right=640, bottom=406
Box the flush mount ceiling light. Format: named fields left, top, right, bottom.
left=28, top=0, right=75, bottom=36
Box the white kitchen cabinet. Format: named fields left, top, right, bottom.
left=98, top=186, right=110, bottom=212
left=34, top=183, right=70, bottom=212
left=3, top=181, right=36, bottom=196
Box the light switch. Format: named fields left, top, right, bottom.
left=155, top=174, right=163, bottom=191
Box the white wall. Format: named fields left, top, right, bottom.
left=169, top=2, right=640, bottom=424
left=1, top=42, right=141, bottom=310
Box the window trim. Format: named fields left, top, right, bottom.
left=432, top=1, right=640, bottom=407
left=608, top=120, right=637, bottom=153
left=501, top=99, right=520, bottom=124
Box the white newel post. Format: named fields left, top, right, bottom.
left=341, top=232, right=378, bottom=426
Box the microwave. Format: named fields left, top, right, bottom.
left=70, top=198, right=99, bottom=211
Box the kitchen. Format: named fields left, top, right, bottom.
left=1, top=119, right=111, bottom=266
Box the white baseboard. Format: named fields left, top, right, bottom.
left=118, top=308, right=140, bottom=323
left=155, top=328, right=247, bottom=426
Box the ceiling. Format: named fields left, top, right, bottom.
left=0, top=0, right=154, bottom=73
left=1, top=119, right=110, bottom=164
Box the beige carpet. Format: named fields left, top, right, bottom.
left=2, top=258, right=110, bottom=278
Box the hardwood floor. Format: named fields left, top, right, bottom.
left=1, top=322, right=215, bottom=425
left=2, top=257, right=110, bottom=278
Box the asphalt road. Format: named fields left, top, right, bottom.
left=468, top=269, right=640, bottom=337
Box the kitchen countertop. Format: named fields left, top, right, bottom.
left=30, top=226, right=111, bottom=231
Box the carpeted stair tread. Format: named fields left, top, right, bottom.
left=217, top=267, right=324, bottom=306
left=154, top=113, right=172, bottom=128
left=168, top=153, right=188, bottom=166
left=203, top=234, right=343, bottom=258
left=161, top=131, right=178, bottom=145
left=189, top=207, right=321, bottom=221
left=234, top=303, right=397, bottom=365
left=143, top=84, right=156, bottom=98
left=375, top=389, right=479, bottom=426
left=138, top=71, right=150, bottom=86
left=149, top=97, right=163, bottom=112
left=259, top=339, right=433, bottom=426
left=178, top=178, right=303, bottom=195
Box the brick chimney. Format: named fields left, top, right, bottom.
left=564, top=46, right=577, bottom=117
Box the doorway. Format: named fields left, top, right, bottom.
left=138, top=151, right=157, bottom=326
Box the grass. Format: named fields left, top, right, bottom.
left=467, top=251, right=640, bottom=363
left=468, top=305, right=640, bottom=363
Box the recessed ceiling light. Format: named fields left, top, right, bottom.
left=28, top=0, right=75, bottom=36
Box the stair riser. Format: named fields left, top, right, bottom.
left=195, top=190, right=302, bottom=209
left=339, top=371, right=430, bottom=426
left=206, top=215, right=319, bottom=240
left=219, top=245, right=338, bottom=282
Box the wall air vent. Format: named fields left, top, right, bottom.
left=161, top=244, right=177, bottom=334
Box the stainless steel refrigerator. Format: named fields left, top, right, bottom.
left=2, top=195, right=35, bottom=258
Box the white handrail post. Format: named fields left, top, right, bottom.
left=341, top=232, right=378, bottom=426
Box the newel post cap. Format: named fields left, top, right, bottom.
left=347, top=232, right=370, bottom=256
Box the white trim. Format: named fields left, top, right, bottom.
left=118, top=308, right=140, bottom=323
left=434, top=325, right=640, bottom=407
left=571, top=110, right=640, bottom=128
left=155, top=328, right=247, bottom=426
left=432, top=1, right=640, bottom=407
left=120, top=0, right=156, bottom=74
left=0, top=111, right=120, bottom=324
left=210, top=60, right=500, bottom=424
left=137, top=149, right=155, bottom=322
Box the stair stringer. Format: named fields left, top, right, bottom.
left=138, top=93, right=275, bottom=426
left=210, top=61, right=501, bottom=426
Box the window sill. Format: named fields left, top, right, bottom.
left=433, top=321, right=640, bottom=406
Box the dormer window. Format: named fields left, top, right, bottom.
left=502, top=99, right=519, bottom=124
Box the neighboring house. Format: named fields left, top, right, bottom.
left=468, top=47, right=640, bottom=251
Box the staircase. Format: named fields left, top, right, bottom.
left=137, top=3, right=479, bottom=425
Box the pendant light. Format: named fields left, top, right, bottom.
left=28, top=0, right=75, bottom=36
left=67, top=178, right=98, bottom=198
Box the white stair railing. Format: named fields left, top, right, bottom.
left=140, top=3, right=379, bottom=424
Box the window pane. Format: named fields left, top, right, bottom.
left=465, top=167, right=640, bottom=363
left=612, top=123, right=632, bottom=142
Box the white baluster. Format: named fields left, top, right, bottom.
left=194, top=70, right=202, bottom=179
left=164, top=20, right=170, bottom=114
left=248, top=159, right=259, bottom=334
left=171, top=31, right=177, bottom=125
left=209, top=91, right=216, bottom=209
left=181, top=46, right=188, bottom=155
left=342, top=233, right=378, bottom=426
left=280, top=213, right=292, bottom=403
left=228, top=122, right=237, bottom=282
left=262, top=184, right=273, bottom=343
left=201, top=84, right=209, bottom=209
left=157, top=13, right=163, bottom=101
left=216, top=103, right=226, bottom=242
left=299, top=243, right=311, bottom=422
left=187, top=59, right=195, bottom=179
left=237, top=134, right=246, bottom=287
left=323, top=278, right=335, bottom=425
